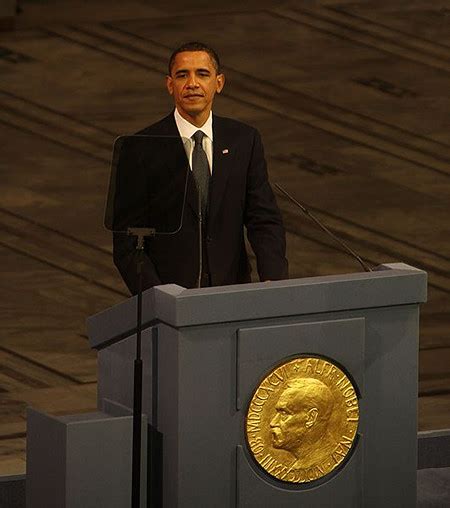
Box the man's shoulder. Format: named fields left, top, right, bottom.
left=213, top=114, right=257, bottom=133
left=213, top=114, right=260, bottom=143
left=134, top=113, right=177, bottom=136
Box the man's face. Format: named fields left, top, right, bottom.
left=166, top=51, right=224, bottom=122
left=270, top=390, right=310, bottom=452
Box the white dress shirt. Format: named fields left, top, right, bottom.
left=174, top=108, right=213, bottom=174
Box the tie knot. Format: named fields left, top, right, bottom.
left=192, top=130, right=205, bottom=145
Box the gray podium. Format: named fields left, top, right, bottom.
left=87, top=263, right=427, bottom=507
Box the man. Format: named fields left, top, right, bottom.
left=113, top=42, right=288, bottom=294
left=270, top=378, right=335, bottom=469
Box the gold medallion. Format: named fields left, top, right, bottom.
left=246, top=356, right=359, bottom=484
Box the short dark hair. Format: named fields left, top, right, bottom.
left=168, top=41, right=221, bottom=75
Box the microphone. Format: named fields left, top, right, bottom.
left=274, top=183, right=372, bottom=273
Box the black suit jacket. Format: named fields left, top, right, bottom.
left=113, top=112, right=288, bottom=294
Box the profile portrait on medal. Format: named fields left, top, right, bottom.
left=246, top=357, right=359, bottom=483
left=269, top=378, right=336, bottom=469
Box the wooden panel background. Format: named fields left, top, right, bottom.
left=0, top=0, right=449, bottom=474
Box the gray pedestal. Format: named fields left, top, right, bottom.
left=88, top=263, right=427, bottom=507
left=26, top=408, right=147, bottom=508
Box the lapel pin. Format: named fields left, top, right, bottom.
left=222, top=149, right=229, bottom=154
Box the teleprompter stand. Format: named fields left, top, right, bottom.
left=104, top=134, right=189, bottom=507
left=128, top=228, right=155, bottom=508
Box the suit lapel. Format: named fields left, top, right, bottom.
left=208, top=115, right=233, bottom=232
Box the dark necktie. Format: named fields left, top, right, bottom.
left=192, top=130, right=210, bottom=218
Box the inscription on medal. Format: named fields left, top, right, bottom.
left=246, top=357, right=359, bottom=484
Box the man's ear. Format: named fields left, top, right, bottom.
left=305, top=408, right=319, bottom=428
left=166, top=75, right=174, bottom=95
left=216, top=73, right=225, bottom=94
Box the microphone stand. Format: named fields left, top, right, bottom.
left=274, top=183, right=372, bottom=272
left=196, top=192, right=203, bottom=289
left=128, top=227, right=155, bottom=508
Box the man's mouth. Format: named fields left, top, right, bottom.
left=184, top=94, right=203, bottom=99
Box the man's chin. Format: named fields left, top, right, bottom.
left=182, top=98, right=210, bottom=110
left=184, top=108, right=201, bottom=115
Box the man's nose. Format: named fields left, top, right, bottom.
left=270, top=414, right=279, bottom=427
left=186, top=74, right=199, bottom=87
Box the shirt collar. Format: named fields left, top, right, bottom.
left=174, top=108, right=213, bottom=142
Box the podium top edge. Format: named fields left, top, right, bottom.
left=168, top=263, right=426, bottom=299
left=87, top=264, right=427, bottom=349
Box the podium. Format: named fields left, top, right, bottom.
left=87, top=263, right=426, bottom=507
